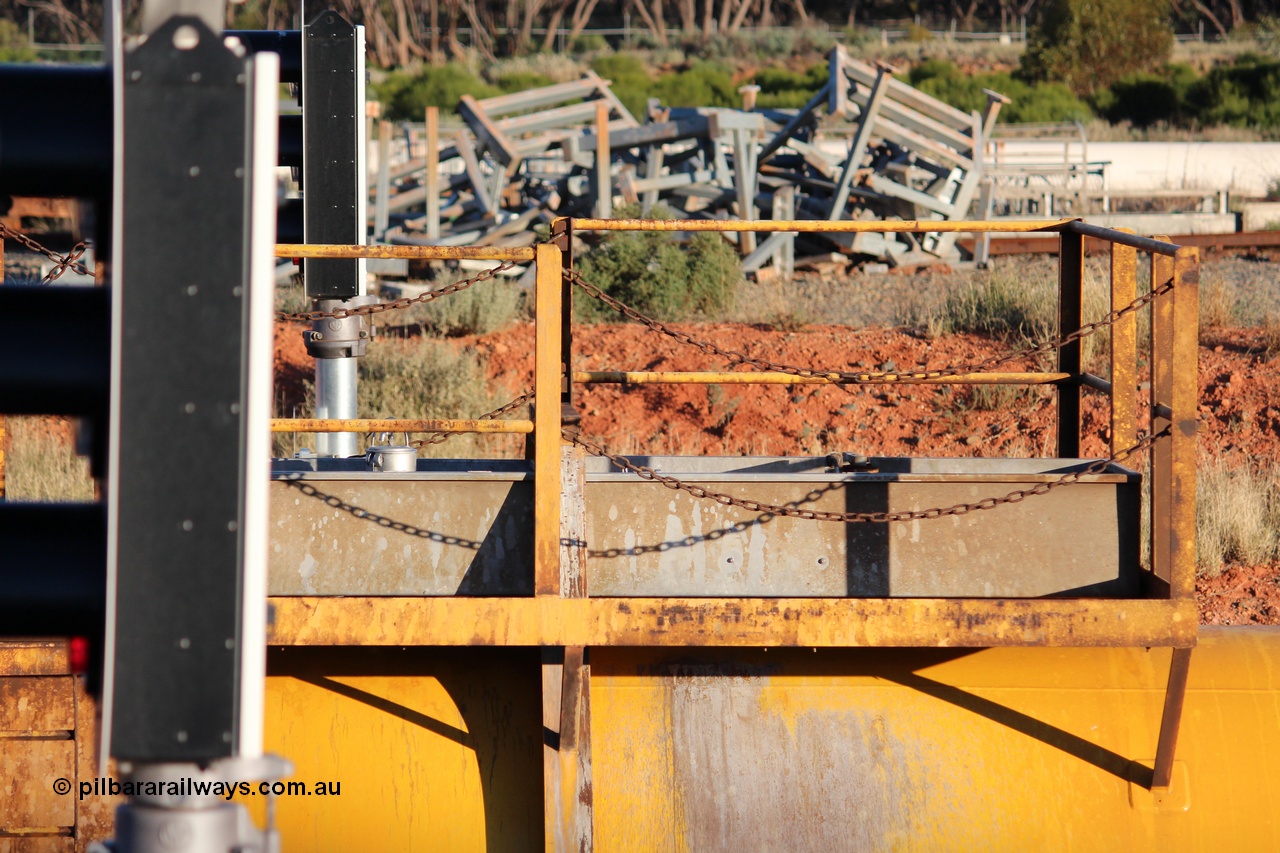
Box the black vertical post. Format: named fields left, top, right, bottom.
left=1057, top=229, right=1084, bottom=458
left=106, top=17, right=267, bottom=762
left=302, top=10, right=362, bottom=299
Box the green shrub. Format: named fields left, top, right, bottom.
left=375, top=65, right=501, bottom=120
left=909, top=60, right=1092, bottom=123
left=1092, top=65, right=1197, bottom=127
left=491, top=71, right=555, bottom=94
left=570, top=33, right=608, bottom=54
left=904, top=22, right=933, bottom=43
left=1184, top=54, right=1280, bottom=128
left=576, top=207, right=740, bottom=322
left=1021, top=0, right=1174, bottom=95
left=751, top=63, right=829, bottom=109
left=0, top=19, right=36, bottom=63
left=652, top=62, right=739, bottom=109
left=591, top=53, right=654, bottom=120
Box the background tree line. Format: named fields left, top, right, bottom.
left=9, top=0, right=1280, bottom=63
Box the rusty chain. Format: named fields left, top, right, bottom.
left=282, top=477, right=485, bottom=548
left=564, top=426, right=1170, bottom=524
left=408, top=389, right=535, bottom=447
left=565, top=267, right=1173, bottom=384
left=275, top=260, right=520, bottom=322
left=0, top=222, right=93, bottom=283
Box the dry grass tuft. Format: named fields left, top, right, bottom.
left=2, top=417, right=95, bottom=502
left=1196, top=456, right=1280, bottom=576
left=357, top=338, right=523, bottom=458
left=1263, top=315, right=1280, bottom=360
left=397, top=278, right=523, bottom=337
left=1199, top=271, right=1240, bottom=329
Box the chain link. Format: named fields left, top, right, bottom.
left=566, top=267, right=1173, bottom=384
left=0, top=222, right=94, bottom=283
left=275, top=260, right=520, bottom=322
left=564, top=426, right=1170, bottom=523
left=409, top=390, right=536, bottom=447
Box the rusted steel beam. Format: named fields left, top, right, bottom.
left=1169, top=247, right=1199, bottom=601
left=274, top=243, right=535, bottom=261
left=271, top=418, right=533, bottom=434
left=0, top=640, right=71, bottom=676
left=574, top=370, right=1070, bottom=385
left=1151, top=646, right=1193, bottom=790
left=266, top=596, right=1199, bottom=648
left=565, top=217, right=1073, bottom=234
left=542, top=646, right=593, bottom=852
left=1150, top=243, right=1175, bottom=587
left=1110, top=233, right=1139, bottom=458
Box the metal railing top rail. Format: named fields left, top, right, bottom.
left=1061, top=221, right=1184, bottom=256
left=564, top=217, right=1075, bottom=234
left=274, top=243, right=536, bottom=262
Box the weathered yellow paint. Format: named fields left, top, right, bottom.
left=1151, top=241, right=1176, bottom=586
left=566, top=217, right=1075, bottom=234
left=267, top=596, right=1198, bottom=648
left=1170, top=247, right=1200, bottom=601
left=589, top=628, right=1280, bottom=852
left=1109, top=231, right=1138, bottom=456
left=256, top=675, right=485, bottom=851
left=256, top=630, right=1280, bottom=852
left=274, top=244, right=535, bottom=261
left=534, top=242, right=563, bottom=597
left=253, top=648, right=543, bottom=852
left=0, top=640, right=70, bottom=677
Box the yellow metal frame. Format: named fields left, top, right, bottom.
left=271, top=217, right=1199, bottom=653
left=268, top=217, right=1200, bottom=833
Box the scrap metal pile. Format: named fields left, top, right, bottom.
left=375, top=46, right=1009, bottom=277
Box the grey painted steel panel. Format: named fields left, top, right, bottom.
left=269, top=478, right=533, bottom=595
left=268, top=457, right=1139, bottom=598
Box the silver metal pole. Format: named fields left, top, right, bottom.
left=314, top=355, right=359, bottom=457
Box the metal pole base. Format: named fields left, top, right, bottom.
left=306, top=295, right=376, bottom=459
left=87, top=757, right=291, bottom=853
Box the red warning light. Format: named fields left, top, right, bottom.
left=69, top=637, right=90, bottom=674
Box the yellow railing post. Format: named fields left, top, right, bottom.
left=534, top=242, right=564, bottom=598
left=1169, top=246, right=1200, bottom=601
left=1109, top=231, right=1138, bottom=458
left=1150, top=239, right=1175, bottom=589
